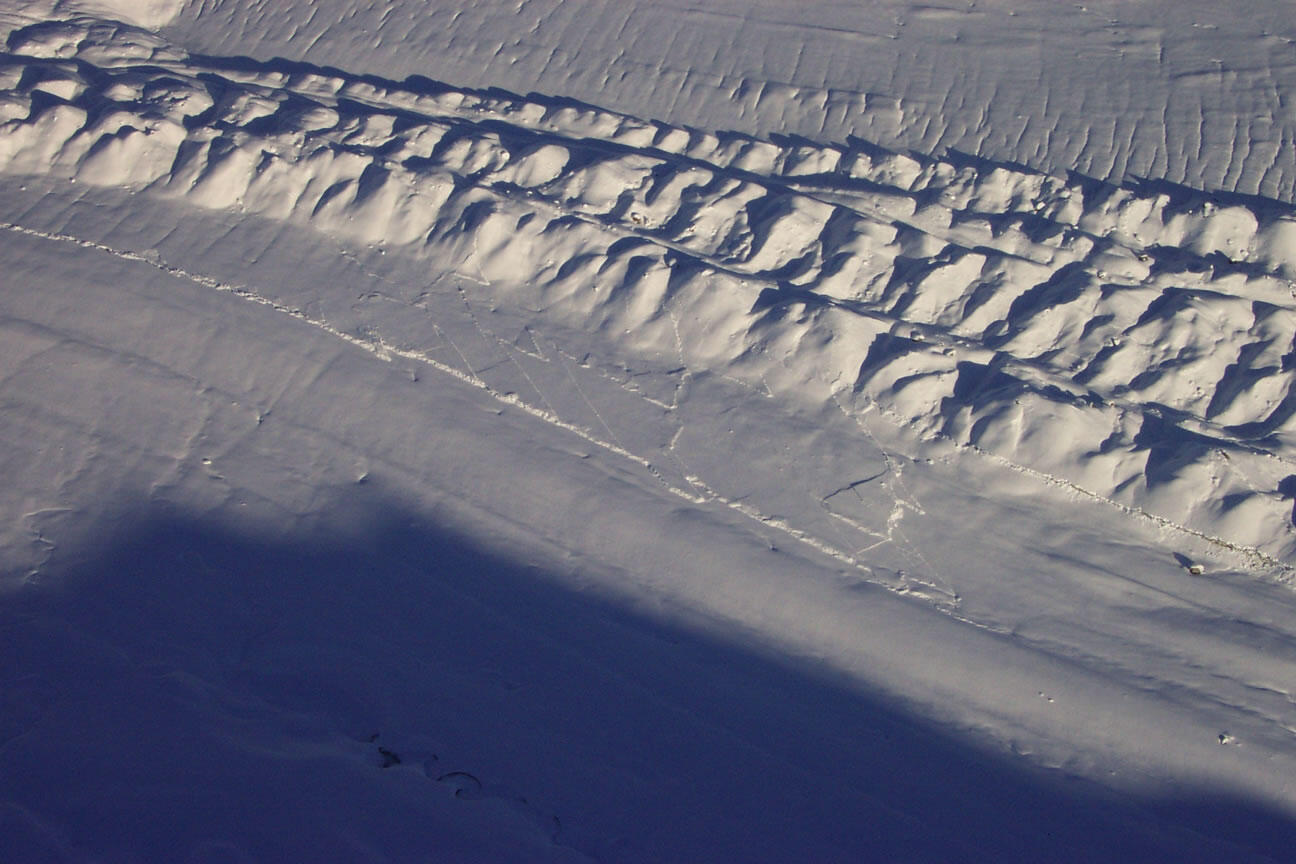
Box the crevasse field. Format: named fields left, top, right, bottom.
left=2, top=1, right=1296, bottom=860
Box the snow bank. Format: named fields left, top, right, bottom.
left=70, top=0, right=183, bottom=27
left=4, top=19, right=1296, bottom=562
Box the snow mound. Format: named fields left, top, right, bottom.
left=0, top=0, right=182, bottom=31
left=4, top=19, right=1296, bottom=563
left=64, top=0, right=182, bottom=28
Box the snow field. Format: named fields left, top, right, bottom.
left=3, top=3, right=1296, bottom=860
left=4, top=18, right=1296, bottom=561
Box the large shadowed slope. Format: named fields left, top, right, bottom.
left=2, top=491, right=1294, bottom=863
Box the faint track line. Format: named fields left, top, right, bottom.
left=0, top=219, right=947, bottom=604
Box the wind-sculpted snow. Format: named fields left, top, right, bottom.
left=9, top=13, right=1296, bottom=859
left=5, top=18, right=1296, bottom=566
left=155, top=0, right=1296, bottom=205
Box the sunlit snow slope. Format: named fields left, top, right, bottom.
left=2, top=4, right=1296, bottom=862
left=158, top=0, right=1296, bottom=204
left=5, top=14, right=1296, bottom=562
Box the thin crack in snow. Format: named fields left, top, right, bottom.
left=0, top=219, right=948, bottom=604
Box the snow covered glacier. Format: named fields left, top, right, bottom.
left=2, top=2, right=1296, bottom=861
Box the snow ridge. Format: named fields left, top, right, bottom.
left=154, top=0, right=1296, bottom=205
left=5, top=18, right=1296, bottom=563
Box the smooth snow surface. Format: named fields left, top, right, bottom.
left=2, top=3, right=1296, bottom=862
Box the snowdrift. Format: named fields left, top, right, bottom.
left=4, top=17, right=1296, bottom=562
left=4, top=4, right=1296, bottom=862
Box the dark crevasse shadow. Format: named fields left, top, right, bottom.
left=1, top=488, right=1294, bottom=864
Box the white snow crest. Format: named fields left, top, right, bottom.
left=60, top=0, right=183, bottom=27
left=4, top=19, right=1296, bottom=564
